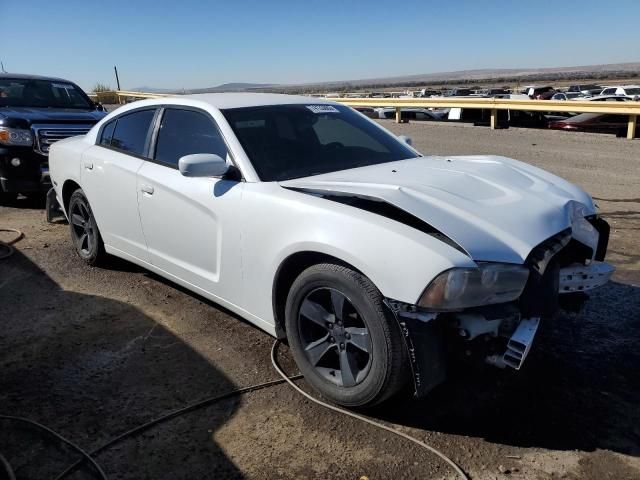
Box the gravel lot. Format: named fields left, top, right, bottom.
left=1, top=122, right=639, bottom=479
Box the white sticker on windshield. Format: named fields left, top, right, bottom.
left=51, top=83, right=74, bottom=89
left=306, top=105, right=340, bottom=114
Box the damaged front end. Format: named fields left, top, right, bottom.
left=387, top=215, right=614, bottom=398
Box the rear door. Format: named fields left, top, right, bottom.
left=136, top=107, right=244, bottom=303
left=80, top=108, right=157, bottom=261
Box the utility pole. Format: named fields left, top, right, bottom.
left=114, top=66, right=121, bottom=90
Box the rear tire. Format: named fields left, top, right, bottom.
left=68, top=189, right=107, bottom=266
left=285, top=263, right=408, bottom=407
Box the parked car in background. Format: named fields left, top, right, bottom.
left=0, top=73, right=107, bottom=203
left=375, top=107, right=446, bottom=121
left=549, top=113, right=637, bottom=136
left=445, top=88, right=472, bottom=97
left=599, top=85, right=640, bottom=98
left=418, top=89, right=440, bottom=97
left=588, top=95, right=634, bottom=102
left=448, top=107, right=565, bottom=128
left=485, top=88, right=510, bottom=96
left=49, top=93, right=613, bottom=407
left=551, top=92, right=584, bottom=101
left=527, top=86, right=555, bottom=99
left=353, top=107, right=377, bottom=118
left=567, top=84, right=602, bottom=96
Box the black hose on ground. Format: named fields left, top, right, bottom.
left=0, top=228, right=23, bottom=260
left=0, top=416, right=107, bottom=480
left=1, top=336, right=469, bottom=480
left=0, top=452, right=16, bottom=480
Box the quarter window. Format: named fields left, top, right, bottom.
left=154, top=109, right=228, bottom=167
left=99, top=121, right=116, bottom=146
left=109, top=109, right=156, bottom=156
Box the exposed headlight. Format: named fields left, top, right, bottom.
left=418, top=263, right=530, bottom=311
left=0, top=127, right=33, bottom=147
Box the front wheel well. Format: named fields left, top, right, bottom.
left=62, top=180, right=81, bottom=214
left=272, top=251, right=363, bottom=338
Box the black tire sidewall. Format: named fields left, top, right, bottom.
left=68, top=189, right=103, bottom=265
left=285, top=264, right=403, bottom=407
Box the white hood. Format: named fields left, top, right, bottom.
left=280, top=155, right=596, bottom=264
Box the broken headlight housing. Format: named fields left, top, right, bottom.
left=418, top=263, right=530, bottom=311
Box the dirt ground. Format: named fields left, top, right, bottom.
left=1, top=123, right=639, bottom=480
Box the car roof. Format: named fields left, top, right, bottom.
left=0, top=72, right=76, bottom=83
left=180, top=93, right=335, bottom=109
left=589, top=95, right=632, bottom=100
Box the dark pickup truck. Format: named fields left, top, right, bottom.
left=0, top=73, right=107, bottom=203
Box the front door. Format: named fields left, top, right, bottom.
left=136, top=107, right=243, bottom=304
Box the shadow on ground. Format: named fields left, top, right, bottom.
left=0, top=194, right=46, bottom=210
left=0, top=250, right=244, bottom=479
left=380, top=280, right=640, bottom=457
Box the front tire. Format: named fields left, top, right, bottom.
left=68, top=189, right=107, bottom=266
left=285, top=263, right=408, bottom=407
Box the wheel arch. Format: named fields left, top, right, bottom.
left=62, top=179, right=82, bottom=214
left=272, top=251, right=365, bottom=338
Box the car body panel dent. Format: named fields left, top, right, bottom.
left=281, top=155, right=596, bottom=264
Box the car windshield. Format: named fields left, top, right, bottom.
left=222, top=104, right=417, bottom=181
left=0, top=78, right=93, bottom=109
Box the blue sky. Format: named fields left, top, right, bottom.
left=2, top=0, right=639, bottom=91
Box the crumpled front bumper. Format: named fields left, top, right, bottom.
left=559, top=261, right=615, bottom=293
left=390, top=217, right=615, bottom=398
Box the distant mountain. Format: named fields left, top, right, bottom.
left=129, top=83, right=274, bottom=94
left=272, top=62, right=640, bottom=91
left=129, top=62, right=640, bottom=94
left=129, top=86, right=177, bottom=93
left=188, top=82, right=274, bottom=93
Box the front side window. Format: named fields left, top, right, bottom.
left=222, top=104, right=416, bottom=181
left=154, top=108, right=228, bottom=167
left=109, top=109, right=156, bottom=156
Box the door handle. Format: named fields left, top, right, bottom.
left=140, top=184, right=154, bottom=195
left=83, top=161, right=93, bottom=170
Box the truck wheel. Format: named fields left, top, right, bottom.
left=68, top=189, right=106, bottom=266
left=285, top=263, right=408, bottom=407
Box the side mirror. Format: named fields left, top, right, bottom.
left=178, top=153, right=231, bottom=177
left=95, top=102, right=106, bottom=112
left=398, top=135, right=413, bottom=146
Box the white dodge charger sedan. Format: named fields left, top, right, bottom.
left=49, top=93, right=614, bottom=407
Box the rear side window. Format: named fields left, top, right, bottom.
left=154, top=108, right=228, bottom=167
left=99, top=121, right=115, bottom=146
left=109, top=109, right=155, bottom=156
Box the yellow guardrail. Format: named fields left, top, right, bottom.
left=93, top=91, right=639, bottom=139
left=333, top=97, right=640, bottom=139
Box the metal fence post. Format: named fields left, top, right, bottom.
left=628, top=114, right=637, bottom=140
left=490, top=109, right=498, bottom=129
left=395, top=107, right=401, bottom=123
